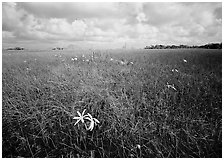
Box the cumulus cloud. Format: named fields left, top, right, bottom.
left=2, top=2, right=222, bottom=49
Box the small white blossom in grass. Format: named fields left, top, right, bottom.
left=183, top=59, right=187, bottom=63
left=172, top=69, right=179, bottom=72
left=71, top=57, right=78, bottom=61
left=73, top=109, right=100, bottom=131
left=73, top=109, right=88, bottom=126
left=85, top=113, right=100, bottom=131
left=166, top=82, right=177, bottom=91
left=136, top=144, right=141, bottom=149
left=120, top=60, right=125, bottom=65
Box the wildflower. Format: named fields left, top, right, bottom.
left=183, top=59, right=187, bottom=63
left=166, top=82, right=177, bottom=91
left=71, top=57, right=78, bottom=61
left=172, top=69, right=179, bottom=72
left=85, top=113, right=100, bottom=131
left=73, top=109, right=88, bottom=126
left=120, top=60, right=126, bottom=65
left=136, top=144, right=141, bottom=149
left=110, top=58, right=114, bottom=61
left=24, top=60, right=27, bottom=63
left=73, top=109, right=100, bottom=131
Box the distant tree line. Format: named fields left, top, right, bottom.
left=144, top=43, right=222, bottom=49
left=6, top=47, right=24, bottom=50
left=52, top=47, right=64, bottom=50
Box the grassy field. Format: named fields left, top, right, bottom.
left=2, top=49, right=222, bottom=158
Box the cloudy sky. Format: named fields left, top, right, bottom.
left=2, top=2, right=222, bottom=50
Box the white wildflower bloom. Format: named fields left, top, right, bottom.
left=73, top=109, right=100, bottom=131
left=120, top=61, right=125, bottom=65
left=136, top=144, right=141, bottom=149
left=71, top=57, right=78, bottom=61
left=87, top=113, right=100, bottom=124
left=183, top=59, right=187, bottom=63
left=166, top=83, right=177, bottom=91
left=85, top=113, right=100, bottom=131
left=172, top=69, right=179, bottom=72
left=110, top=58, right=113, bottom=61
left=73, top=109, right=88, bottom=126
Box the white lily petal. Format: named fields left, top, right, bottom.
left=73, top=116, right=80, bottom=119
left=87, top=120, right=94, bottom=131
left=74, top=119, right=81, bottom=126
left=82, top=109, right=86, bottom=116
left=77, top=111, right=82, bottom=117
left=83, top=114, right=89, bottom=118
left=93, top=118, right=100, bottom=124
left=84, top=117, right=92, bottom=122
left=87, top=113, right=93, bottom=119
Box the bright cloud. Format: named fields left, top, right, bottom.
left=2, top=2, right=222, bottom=50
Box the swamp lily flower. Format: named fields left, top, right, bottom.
left=73, top=109, right=100, bottom=131
left=136, top=144, right=141, bottom=149
left=85, top=113, right=100, bottom=131
left=73, top=109, right=88, bottom=126
left=171, top=69, right=179, bottom=72
left=166, top=83, right=177, bottom=91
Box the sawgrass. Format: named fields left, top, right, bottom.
left=2, top=49, right=222, bottom=157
